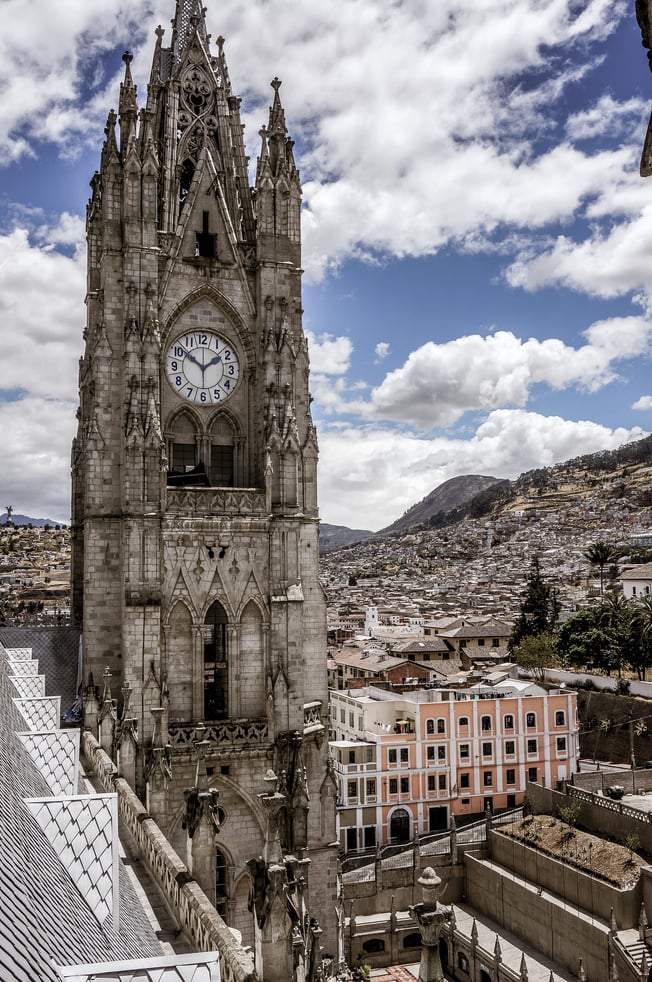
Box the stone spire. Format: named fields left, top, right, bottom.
left=171, top=0, right=208, bottom=62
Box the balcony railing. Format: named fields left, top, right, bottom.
left=166, top=487, right=267, bottom=518
left=168, top=717, right=268, bottom=749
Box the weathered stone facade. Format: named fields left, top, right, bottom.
left=71, top=0, right=337, bottom=963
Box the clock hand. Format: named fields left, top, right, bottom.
left=185, top=350, right=202, bottom=369
left=205, top=353, right=223, bottom=369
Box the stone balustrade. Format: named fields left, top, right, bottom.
left=165, top=487, right=267, bottom=518
left=81, top=730, right=259, bottom=982
left=167, top=717, right=268, bottom=749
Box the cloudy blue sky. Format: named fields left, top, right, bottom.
left=1, top=0, right=651, bottom=530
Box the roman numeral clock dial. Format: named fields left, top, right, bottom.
left=166, top=331, right=240, bottom=404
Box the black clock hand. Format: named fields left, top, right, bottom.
left=185, top=350, right=202, bottom=369
left=205, top=353, right=222, bottom=369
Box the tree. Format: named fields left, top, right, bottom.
left=513, top=632, right=558, bottom=682
left=557, top=606, right=621, bottom=675
left=509, top=557, right=560, bottom=653
left=630, top=595, right=652, bottom=680
left=584, top=540, right=620, bottom=598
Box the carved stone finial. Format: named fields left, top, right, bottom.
left=271, top=77, right=282, bottom=92
left=122, top=50, right=133, bottom=67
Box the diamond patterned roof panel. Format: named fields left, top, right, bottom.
left=5, top=647, right=33, bottom=659
left=7, top=658, right=38, bottom=675
left=14, top=695, right=60, bottom=730
left=18, top=729, right=79, bottom=797
left=11, top=673, right=46, bottom=698
left=24, top=793, right=119, bottom=927
left=55, top=952, right=221, bottom=982
left=0, top=627, right=81, bottom=710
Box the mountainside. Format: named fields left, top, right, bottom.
left=320, top=434, right=652, bottom=620
left=319, top=523, right=374, bottom=553
left=379, top=474, right=501, bottom=535
left=0, top=514, right=66, bottom=528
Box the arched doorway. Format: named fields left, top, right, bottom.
left=204, top=600, right=228, bottom=719
left=390, top=808, right=411, bottom=844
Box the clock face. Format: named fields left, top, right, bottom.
left=166, top=331, right=240, bottom=404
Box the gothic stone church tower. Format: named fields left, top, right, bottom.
left=71, top=0, right=337, bottom=957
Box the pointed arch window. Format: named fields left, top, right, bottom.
left=167, top=412, right=207, bottom=485
left=209, top=416, right=235, bottom=487
left=215, top=847, right=228, bottom=918
left=179, top=158, right=195, bottom=212
left=204, top=600, right=228, bottom=719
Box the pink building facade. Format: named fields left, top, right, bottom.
left=330, top=678, right=578, bottom=850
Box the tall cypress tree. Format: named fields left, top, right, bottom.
left=509, top=556, right=561, bottom=653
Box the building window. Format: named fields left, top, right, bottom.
left=458, top=716, right=469, bottom=730
left=426, top=719, right=435, bottom=734
left=439, top=774, right=447, bottom=791
left=505, top=740, right=515, bottom=756
left=347, top=781, right=357, bottom=799
left=506, top=768, right=516, bottom=785
left=362, top=939, right=385, bottom=954
left=556, top=737, right=567, bottom=753
left=437, top=745, right=446, bottom=761
left=215, top=848, right=228, bottom=917
left=527, top=739, right=537, bottom=755
left=340, top=709, right=345, bottom=723
left=528, top=767, right=538, bottom=782
left=427, top=746, right=436, bottom=763
left=349, top=712, right=354, bottom=727
left=428, top=775, right=436, bottom=792
left=400, top=777, right=409, bottom=794
left=364, top=826, right=376, bottom=848
left=503, top=714, right=514, bottom=730
left=478, top=638, right=485, bottom=646
left=400, top=747, right=409, bottom=764
left=460, top=744, right=470, bottom=760
left=203, top=600, right=228, bottom=719
left=389, top=749, right=397, bottom=764
left=481, top=715, right=492, bottom=732
left=555, top=710, right=566, bottom=726
left=460, top=772, right=470, bottom=789
left=483, top=771, right=493, bottom=787
left=366, top=748, right=374, bottom=762
left=367, top=779, right=376, bottom=797
left=437, top=718, right=446, bottom=734
left=526, top=712, right=536, bottom=728
left=492, top=638, right=500, bottom=647
left=482, top=742, right=492, bottom=758
left=458, top=953, right=470, bottom=972
left=348, top=750, right=356, bottom=764
left=389, top=778, right=398, bottom=795
left=346, top=827, right=357, bottom=851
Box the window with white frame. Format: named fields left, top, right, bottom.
left=527, top=738, right=537, bottom=754
left=503, top=714, right=514, bottom=730
left=555, top=710, right=565, bottom=726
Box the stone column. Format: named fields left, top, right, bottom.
left=184, top=735, right=220, bottom=904
left=409, top=867, right=452, bottom=982
left=247, top=770, right=294, bottom=981
left=146, top=706, right=171, bottom=826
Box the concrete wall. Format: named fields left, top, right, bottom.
left=489, top=829, right=641, bottom=928
left=464, top=851, right=610, bottom=981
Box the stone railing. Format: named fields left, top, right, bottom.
left=81, top=731, right=259, bottom=982
left=165, top=487, right=267, bottom=518
left=167, top=717, right=268, bottom=749
left=568, top=784, right=652, bottom=822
